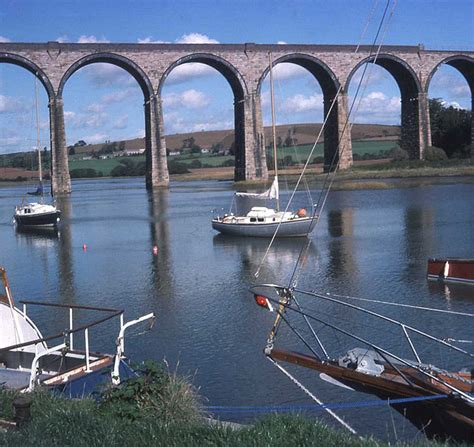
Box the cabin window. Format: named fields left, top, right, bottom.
left=258, top=218, right=264, bottom=222
left=250, top=217, right=256, bottom=222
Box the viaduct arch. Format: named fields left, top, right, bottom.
left=0, top=42, right=472, bottom=194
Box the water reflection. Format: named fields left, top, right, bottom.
left=147, top=190, right=173, bottom=297
left=403, top=205, right=434, bottom=281
left=326, top=209, right=357, bottom=279
left=55, top=196, right=75, bottom=302
left=427, top=280, right=474, bottom=304
left=15, top=225, right=60, bottom=244
left=212, top=235, right=318, bottom=285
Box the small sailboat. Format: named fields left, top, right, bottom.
left=14, top=79, right=60, bottom=228
left=0, top=266, right=155, bottom=395
left=212, top=54, right=317, bottom=238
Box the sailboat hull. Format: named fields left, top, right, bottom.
left=14, top=210, right=61, bottom=227
left=212, top=216, right=316, bottom=237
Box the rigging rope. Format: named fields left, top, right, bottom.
left=289, top=0, right=398, bottom=289
left=267, top=355, right=358, bottom=435
left=254, top=0, right=396, bottom=279
left=319, top=291, right=474, bottom=318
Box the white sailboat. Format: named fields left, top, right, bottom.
left=14, top=79, right=60, bottom=228
left=212, top=54, right=317, bottom=238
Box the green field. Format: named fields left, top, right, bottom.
left=272, top=140, right=398, bottom=161
left=68, top=140, right=399, bottom=176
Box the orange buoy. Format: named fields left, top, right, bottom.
left=297, top=208, right=307, bottom=217
left=152, top=245, right=159, bottom=255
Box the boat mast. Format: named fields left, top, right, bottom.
left=269, top=52, right=279, bottom=212
left=34, top=77, right=43, bottom=189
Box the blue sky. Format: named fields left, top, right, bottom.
left=0, top=0, right=472, bottom=154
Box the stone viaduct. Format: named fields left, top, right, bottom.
left=0, top=42, right=473, bottom=194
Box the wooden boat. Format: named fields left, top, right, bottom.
left=427, top=258, right=474, bottom=285
left=252, top=285, right=474, bottom=442
left=212, top=54, right=317, bottom=238
left=0, top=266, right=154, bottom=396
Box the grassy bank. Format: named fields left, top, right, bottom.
left=173, top=159, right=474, bottom=187
left=0, top=361, right=464, bottom=446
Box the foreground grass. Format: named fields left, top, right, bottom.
left=0, top=361, right=466, bottom=447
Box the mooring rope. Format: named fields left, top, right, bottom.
left=266, top=356, right=358, bottom=435
left=205, top=394, right=448, bottom=414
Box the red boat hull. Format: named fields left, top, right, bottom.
left=427, top=258, right=474, bottom=285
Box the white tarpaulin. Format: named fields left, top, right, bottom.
left=235, top=177, right=279, bottom=200
left=234, top=178, right=279, bottom=215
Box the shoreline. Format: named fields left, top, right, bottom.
left=2, top=161, right=473, bottom=191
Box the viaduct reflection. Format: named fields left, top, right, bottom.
left=147, top=189, right=174, bottom=298
left=326, top=209, right=357, bottom=280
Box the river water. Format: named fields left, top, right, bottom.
left=0, top=177, right=473, bottom=442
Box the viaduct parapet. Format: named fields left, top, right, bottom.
left=1, top=42, right=473, bottom=194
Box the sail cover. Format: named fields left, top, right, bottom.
left=234, top=177, right=279, bottom=215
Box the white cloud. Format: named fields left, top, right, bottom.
left=189, top=119, right=233, bottom=132
left=135, top=128, right=145, bottom=138
left=82, top=133, right=108, bottom=144
left=440, top=100, right=465, bottom=110
left=261, top=63, right=308, bottom=82
left=0, top=136, right=21, bottom=147
left=175, top=33, right=219, bottom=44
left=163, top=89, right=211, bottom=109
left=282, top=93, right=324, bottom=113
left=0, top=128, right=21, bottom=148
left=0, top=95, right=27, bottom=113
left=138, top=33, right=219, bottom=44
left=137, top=37, right=168, bottom=43
left=55, top=35, right=69, bottom=43
left=166, top=63, right=218, bottom=84
left=351, top=91, right=401, bottom=124
left=101, top=87, right=138, bottom=104
left=351, top=65, right=388, bottom=87
left=64, top=109, right=108, bottom=129
left=81, top=63, right=135, bottom=88
left=112, top=114, right=129, bottom=129
left=0, top=36, right=10, bottom=42
left=85, top=103, right=105, bottom=113
left=77, top=35, right=110, bottom=43
left=430, top=71, right=470, bottom=99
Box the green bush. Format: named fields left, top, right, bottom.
left=424, top=146, right=447, bottom=161
left=70, top=168, right=103, bottom=178
left=168, top=160, right=190, bottom=174
left=220, top=159, right=235, bottom=167
left=389, top=147, right=409, bottom=161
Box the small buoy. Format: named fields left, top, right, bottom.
left=83, top=244, right=87, bottom=252
left=152, top=245, right=159, bottom=255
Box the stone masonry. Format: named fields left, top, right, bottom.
left=0, top=42, right=472, bottom=194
